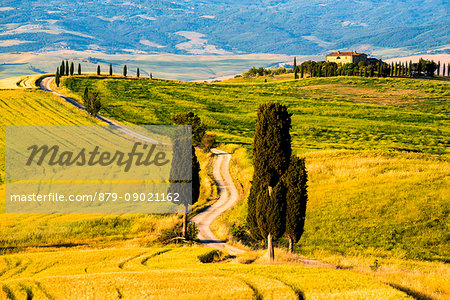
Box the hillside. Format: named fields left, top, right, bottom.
left=0, top=83, right=211, bottom=250
left=0, top=0, right=448, bottom=56
left=0, top=74, right=448, bottom=299
left=60, top=75, right=449, bottom=297
left=63, top=76, right=449, bottom=155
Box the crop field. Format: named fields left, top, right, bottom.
left=0, top=88, right=215, bottom=250
left=0, top=75, right=448, bottom=299
left=215, top=146, right=449, bottom=298
left=61, top=76, right=449, bottom=261
left=63, top=76, right=449, bottom=155
left=0, top=246, right=411, bottom=299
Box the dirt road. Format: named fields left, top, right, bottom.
left=40, top=76, right=244, bottom=255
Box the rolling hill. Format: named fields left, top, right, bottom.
left=0, top=0, right=448, bottom=56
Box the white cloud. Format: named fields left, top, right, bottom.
left=200, top=15, right=215, bottom=19
left=0, top=7, right=14, bottom=11
left=139, top=40, right=165, bottom=48
left=175, top=31, right=231, bottom=55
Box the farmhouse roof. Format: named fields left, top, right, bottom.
left=326, top=51, right=366, bottom=57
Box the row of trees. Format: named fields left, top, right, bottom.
left=244, top=58, right=449, bottom=80
left=247, top=103, right=308, bottom=261
left=55, top=60, right=81, bottom=86
left=292, top=58, right=449, bottom=79
left=55, top=61, right=153, bottom=86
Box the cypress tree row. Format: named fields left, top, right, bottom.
left=282, top=156, right=308, bottom=252
left=248, top=102, right=292, bottom=261
left=78, top=63, right=81, bottom=75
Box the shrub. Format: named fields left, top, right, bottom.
left=200, top=133, right=216, bottom=152
left=156, top=223, right=198, bottom=244
left=197, top=249, right=223, bottom=263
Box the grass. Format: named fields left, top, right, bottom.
left=0, top=74, right=448, bottom=298
left=63, top=76, right=449, bottom=155
left=0, top=246, right=411, bottom=299
left=0, top=88, right=215, bottom=250
left=213, top=146, right=449, bottom=298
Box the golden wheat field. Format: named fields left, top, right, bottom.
left=0, top=246, right=412, bottom=299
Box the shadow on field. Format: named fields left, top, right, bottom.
left=388, top=283, right=434, bottom=300
left=0, top=243, right=87, bottom=254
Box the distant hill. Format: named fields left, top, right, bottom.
left=0, top=0, right=448, bottom=58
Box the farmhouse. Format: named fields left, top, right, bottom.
left=326, top=51, right=368, bottom=66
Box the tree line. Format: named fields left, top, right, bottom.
left=55, top=60, right=153, bottom=87
left=244, top=58, right=449, bottom=80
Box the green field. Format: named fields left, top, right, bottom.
left=61, top=76, right=449, bottom=261
left=63, top=76, right=449, bottom=155
left=59, top=75, right=449, bottom=298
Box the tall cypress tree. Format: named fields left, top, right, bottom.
left=300, top=65, right=304, bottom=78
left=78, top=63, right=81, bottom=75
left=293, top=57, right=297, bottom=79
left=137, top=67, right=140, bottom=78
left=123, top=65, right=127, bottom=77
left=448, top=63, right=450, bottom=76
left=97, top=65, right=101, bottom=75
left=443, top=64, right=446, bottom=77
left=437, top=61, right=440, bottom=76
left=248, top=102, right=292, bottom=261
left=55, top=67, right=60, bottom=87
left=283, top=156, right=308, bottom=252
left=170, top=125, right=200, bottom=238
left=65, top=61, right=69, bottom=76
left=109, top=64, right=113, bottom=76
left=70, top=62, right=74, bottom=76
left=60, top=60, right=65, bottom=77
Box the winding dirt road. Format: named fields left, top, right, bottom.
left=40, top=76, right=244, bottom=255
left=192, top=149, right=245, bottom=255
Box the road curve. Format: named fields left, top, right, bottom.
left=40, top=76, right=245, bottom=255
left=40, top=77, right=163, bottom=144
left=192, top=149, right=245, bottom=255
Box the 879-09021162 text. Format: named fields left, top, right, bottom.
left=8, top=192, right=181, bottom=203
